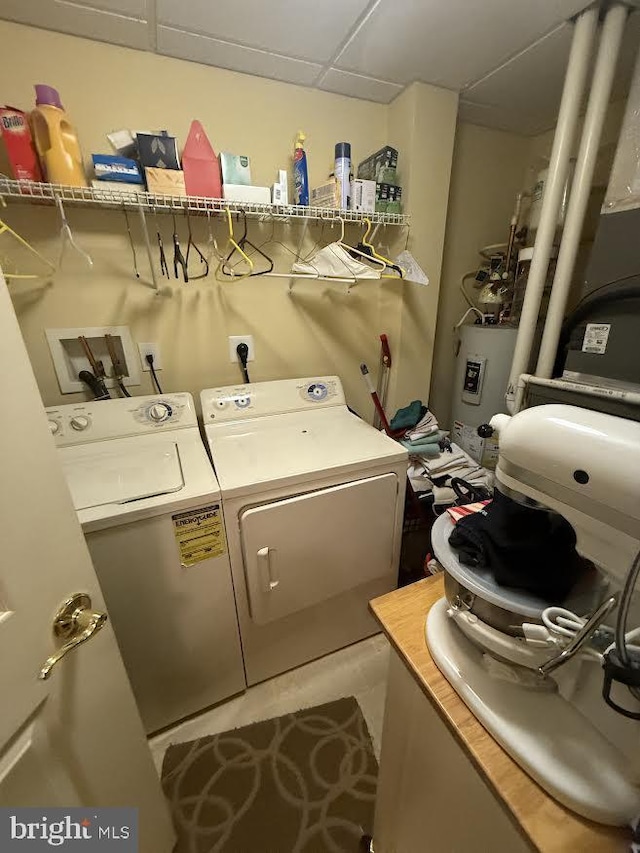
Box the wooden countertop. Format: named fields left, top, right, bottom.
left=370, top=575, right=631, bottom=853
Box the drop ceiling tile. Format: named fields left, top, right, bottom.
left=336, top=0, right=591, bottom=90
left=318, top=68, right=402, bottom=103
left=0, top=0, right=149, bottom=49
left=461, top=23, right=574, bottom=136
left=156, top=26, right=323, bottom=87
left=66, top=0, right=146, bottom=16
left=156, top=0, right=370, bottom=63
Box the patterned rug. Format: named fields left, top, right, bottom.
left=161, top=697, right=378, bottom=853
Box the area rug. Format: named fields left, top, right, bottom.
left=161, top=696, right=378, bottom=853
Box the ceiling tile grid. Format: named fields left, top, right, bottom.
left=1, top=0, right=639, bottom=135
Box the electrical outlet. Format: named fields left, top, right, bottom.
left=138, top=342, right=162, bottom=371
left=228, top=335, right=255, bottom=363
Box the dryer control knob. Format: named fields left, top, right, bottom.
left=148, top=403, right=171, bottom=422
left=48, top=420, right=60, bottom=435
left=70, top=416, right=90, bottom=431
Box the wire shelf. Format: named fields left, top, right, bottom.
left=0, top=178, right=408, bottom=226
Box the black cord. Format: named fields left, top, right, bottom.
left=236, top=342, right=250, bottom=384
left=117, top=379, right=131, bottom=398
left=145, top=353, right=163, bottom=394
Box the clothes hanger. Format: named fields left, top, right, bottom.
left=172, top=212, right=188, bottom=282
left=153, top=210, right=169, bottom=279
left=122, top=202, right=139, bottom=279
left=215, top=208, right=254, bottom=282
left=358, top=218, right=405, bottom=278
left=185, top=210, right=209, bottom=280
left=222, top=210, right=273, bottom=278
left=0, top=209, right=56, bottom=281
left=55, top=195, right=93, bottom=269
left=332, top=215, right=386, bottom=272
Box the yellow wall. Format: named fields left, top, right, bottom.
left=0, top=20, right=457, bottom=420
left=429, top=123, right=530, bottom=427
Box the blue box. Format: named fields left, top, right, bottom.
left=92, top=154, right=143, bottom=184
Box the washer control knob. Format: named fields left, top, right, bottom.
left=148, top=403, right=171, bottom=422
left=70, top=416, right=90, bottom=431
left=48, top=420, right=60, bottom=435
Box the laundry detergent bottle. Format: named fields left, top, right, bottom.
left=293, top=131, right=309, bottom=206
left=31, top=85, right=87, bottom=186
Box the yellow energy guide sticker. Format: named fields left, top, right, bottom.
left=172, top=504, right=227, bottom=567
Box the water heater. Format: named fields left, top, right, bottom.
left=451, top=325, right=518, bottom=464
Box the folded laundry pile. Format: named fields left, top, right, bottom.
left=389, top=400, right=493, bottom=506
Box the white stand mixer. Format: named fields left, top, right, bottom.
left=426, top=404, right=640, bottom=826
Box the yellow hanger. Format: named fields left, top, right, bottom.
left=331, top=215, right=386, bottom=272
left=215, top=208, right=254, bottom=282
left=0, top=217, right=56, bottom=280
left=361, top=218, right=405, bottom=279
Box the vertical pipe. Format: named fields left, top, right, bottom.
left=536, top=3, right=628, bottom=378
left=506, top=6, right=599, bottom=412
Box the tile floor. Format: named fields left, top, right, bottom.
left=149, top=632, right=390, bottom=773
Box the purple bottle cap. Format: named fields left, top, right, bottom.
left=35, top=85, right=63, bottom=109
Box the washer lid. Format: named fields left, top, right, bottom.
left=205, top=407, right=407, bottom=496
left=431, top=512, right=606, bottom=619
left=60, top=441, right=184, bottom=510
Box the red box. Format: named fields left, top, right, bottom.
left=0, top=106, right=42, bottom=182
left=182, top=120, right=222, bottom=198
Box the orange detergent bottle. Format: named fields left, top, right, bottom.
left=31, top=85, right=87, bottom=186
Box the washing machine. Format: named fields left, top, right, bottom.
left=45, top=393, right=245, bottom=733
left=200, top=376, right=408, bottom=685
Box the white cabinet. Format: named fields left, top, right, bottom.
left=374, top=650, right=532, bottom=853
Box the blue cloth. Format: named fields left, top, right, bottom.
left=390, top=400, right=424, bottom=430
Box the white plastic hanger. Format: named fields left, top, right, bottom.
left=55, top=195, right=93, bottom=269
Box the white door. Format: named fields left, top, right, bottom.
left=240, top=473, right=400, bottom=624
left=0, top=274, right=175, bottom=852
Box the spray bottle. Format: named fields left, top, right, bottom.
left=335, top=142, right=351, bottom=209
left=293, top=131, right=309, bottom=206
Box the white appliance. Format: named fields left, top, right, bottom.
left=451, top=325, right=518, bottom=428
left=46, top=393, right=245, bottom=733
left=201, top=376, right=407, bottom=685
left=426, top=404, right=640, bottom=826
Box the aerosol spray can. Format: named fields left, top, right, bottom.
left=334, top=141, right=351, bottom=209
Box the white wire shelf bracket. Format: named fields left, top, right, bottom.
left=0, top=178, right=408, bottom=226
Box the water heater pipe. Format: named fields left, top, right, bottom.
left=536, top=3, right=628, bottom=379
left=506, top=6, right=599, bottom=413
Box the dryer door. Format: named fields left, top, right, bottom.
left=240, top=473, right=399, bottom=625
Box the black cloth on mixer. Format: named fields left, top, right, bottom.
left=448, top=488, right=589, bottom=600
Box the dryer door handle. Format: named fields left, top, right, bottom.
left=257, top=547, right=279, bottom=592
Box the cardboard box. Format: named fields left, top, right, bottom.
left=91, top=180, right=142, bottom=202
left=182, top=120, right=222, bottom=198
left=350, top=179, right=376, bottom=213
left=222, top=184, right=270, bottom=203
left=92, top=154, right=143, bottom=184
left=452, top=420, right=499, bottom=469
left=278, top=169, right=289, bottom=205
left=310, top=179, right=339, bottom=208
left=144, top=167, right=186, bottom=197
left=219, top=152, right=252, bottom=186
left=0, top=107, right=42, bottom=182
left=357, top=146, right=398, bottom=181
left=136, top=132, right=180, bottom=170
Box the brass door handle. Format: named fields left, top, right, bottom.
left=38, top=593, right=107, bottom=681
